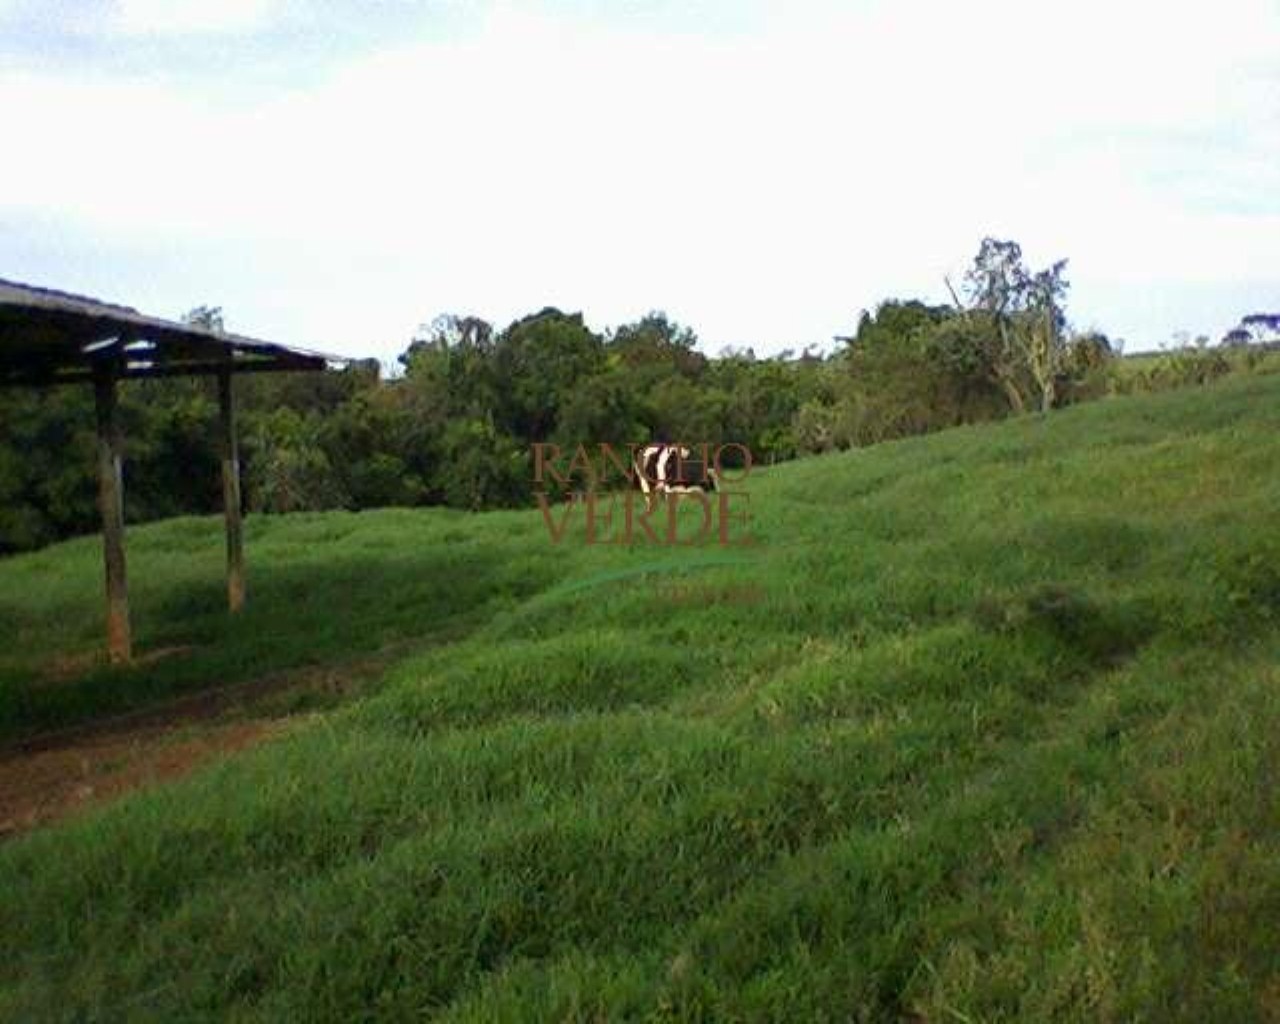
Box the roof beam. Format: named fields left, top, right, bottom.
left=0, top=358, right=327, bottom=388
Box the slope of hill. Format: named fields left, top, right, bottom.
left=2, top=375, right=1280, bottom=1020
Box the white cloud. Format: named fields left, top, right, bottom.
left=111, top=0, right=278, bottom=36
left=1, top=0, right=1278, bottom=357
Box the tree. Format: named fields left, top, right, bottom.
left=244, top=408, right=347, bottom=513
left=829, top=300, right=1003, bottom=444
left=607, top=312, right=706, bottom=379
left=436, top=416, right=528, bottom=510
left=553, top=371, right=646, bottom=449
left=493, top=309, right=604, bottom=440
left=181, top=305, right=225, bottom=332
left=1024, top=259, right=1070, bottom=413
left=962, top=238, right=1033, bottom=413
left=961, top=237, right=1072, bottom=414
left=401, top=314, right=500, bottom=424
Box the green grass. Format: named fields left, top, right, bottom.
left=0, top=506, right=569, bottom=737
left=3, top=375, right=1280, bottom=1020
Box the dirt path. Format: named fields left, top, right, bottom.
left=0, top=652, right=396, bottom=840
left=0, top=718, right=286, bottom=838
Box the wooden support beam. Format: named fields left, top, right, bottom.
left=93, top=368, right=132, bottom=663
left=218, top=369, right=246, bottom=613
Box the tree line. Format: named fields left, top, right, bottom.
left=2, top=236, right=1227, bottom=554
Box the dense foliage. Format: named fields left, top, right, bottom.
left=2, top=237, right=1257, bottom=553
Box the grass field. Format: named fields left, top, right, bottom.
left=2, top=374, right=1280, bottom=1020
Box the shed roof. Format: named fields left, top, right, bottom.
left=0, top=278, right=343, bottom=386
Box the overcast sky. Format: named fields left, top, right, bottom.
left=2, top=0, right=1277, bottom=363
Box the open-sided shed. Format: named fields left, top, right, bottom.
left=0, top=278, right=345, bottom=663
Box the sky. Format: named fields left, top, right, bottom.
left=1, top=0, right=1277, bottom=364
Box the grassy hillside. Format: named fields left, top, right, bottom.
left=3, top=375, right=1280, bottom=1020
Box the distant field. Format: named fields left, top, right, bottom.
left=2, top=375, right=1280, bottom=1019
left=1110, top=342, right=1280, bottom=385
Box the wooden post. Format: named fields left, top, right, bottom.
left=218, top=369, right=245, bottom=612
left=94, top=368, right=132, bottom=663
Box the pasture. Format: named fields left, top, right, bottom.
left=2, top=374, right=1279, bottom=1019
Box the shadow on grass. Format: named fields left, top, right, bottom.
left=0, top=544, right=558, bottom=743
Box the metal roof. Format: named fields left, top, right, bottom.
left=0, top=277, right=345, bottom=386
